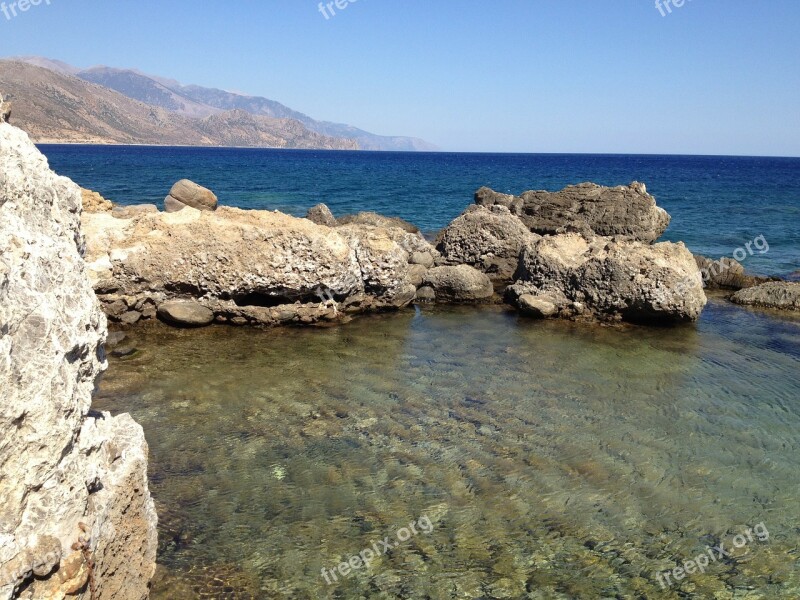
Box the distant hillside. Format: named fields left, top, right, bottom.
left=8, top=56, right=437, bottom=152
left=0, top=61, right=358, bottom=149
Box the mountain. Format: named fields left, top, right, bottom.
left=8, top=56, right=437, bottom=151
left=0, top=61, right=358, bottom=149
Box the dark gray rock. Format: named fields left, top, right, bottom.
left=157, top=300, right=215, bottom=327
left=477, top=182, right=670, bottom=243
left=436, top=205, right=539, bottom=280
left=731, top=282, right=800, bottom=311
left=306, top=203, right=337, bottom=227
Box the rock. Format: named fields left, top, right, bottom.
left=518, top=294, right=558, bottom=318
left=436, top=205, right=539, bottom=280
left=694, top=254, right=774, bottom=290
left=0, top=100, right=10, bottom=123
left=338, top=211, right=419, bottom=233
left=164, top=195, right=187, bottom=213
left=106, top=331, right=127, bottom=347
left=306, top=203, right=337, bottom=227
left=409, top=251, right=435, bottom=268
left=167, top=179, right=218, bottom=212
left=157, top=300, right=215, bottom=327
left=0, top=121, right=157, bottom=599
left=509, top=233, right=707, bottom=323
left=421, top=265, right=495, bottom=303
left=474, top=186, right=521, bottom=212
left=414, top=286, right=436, bottom=303
left=478, top=182, right=670, bottom=243
left=111, top=204, right=159, bottom=219
left=407, top=264, right=428, bottom=288
left=82, top=206, right=415, bottom=327
left=119, top=310, right=142, bottom=326
left=110, top=346, right=138, bottom=359
left=80, top=188, right=113, bottom=213
left=731, top=282, right=800, bottom=311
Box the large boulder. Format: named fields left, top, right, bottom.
left=81, top=188, right=113, bottom=213
left=0, top=122, right=157, bottom=598
left=82, top=206, right=416, bottom=327
left=508, top=233, right=707, bottom=323
left=435, top=205, right=540, bottom=280
left=418, top=265, right=494, bottom=303
left=164, top=179, right=218, bottom=212
left=157, top=300, right=215, bottom=327
left=477, top=182, right=670, bottom=243
left=731, top=282, right=800, bottom=311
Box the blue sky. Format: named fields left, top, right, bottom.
left=2, top=0, right=799, bottom=155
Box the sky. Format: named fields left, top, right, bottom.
left=1, top=0, right=799, bottom=155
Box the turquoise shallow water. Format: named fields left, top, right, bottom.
left=95, top=298, right=800, bottom=599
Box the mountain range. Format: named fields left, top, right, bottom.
left=0, top=57, right=436, bottom=151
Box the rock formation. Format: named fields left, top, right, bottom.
left=164, top=179, right=218, bottom=212
left=82, top=206, right=428, bottom=327
left=338, top=211, right=420, bottom=234
left=417, top=265, right=495, bottom=304
left=0, top=122, right=157, bottom=598
left=731, top=282, right=800, bottom=311
left=694, top=255, right=775, bottom=290
left=435, top=205, right=540, bottom=280
left=475, top=182, right=670, bottom=243
left=507, top=233, right=707, bottom=323
left=81, top=188, right=113, bottom=213
left=306, top=203, right=337, bottom=227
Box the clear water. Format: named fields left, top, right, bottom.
left=94, top=298, right=800, bottom=599
left=39, top=146, right=800, bottom=276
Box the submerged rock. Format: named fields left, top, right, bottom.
left=306, top=203, right=337, bottom=227
left=508, top=233, right=707, bottom=323
left=164, top=179, right=218, bottom=212
left=731, top=282, right=800, bottom=311
left=436, top=204, right=539, bottom=280
left=477, top=182, right=670, bottom=243
left=419, top=265, right=495, bottom=303
left=158, top=300, right=215, bottom=327
left=694, top=255, right=774, bottom=290
left=0, top=121, right=157, bottom=598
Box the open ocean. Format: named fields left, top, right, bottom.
left=39, top=145, right=800, bottom=598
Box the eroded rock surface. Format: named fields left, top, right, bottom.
left=83, top=206, right=425, bottom=327
left=731, top=282, right=800, bottom=311
left=508, top=233, right=707, bottom=323
left=476, top=182, right=670, bottom=243
left=0, top=122, right=157, bottom=599
left=81, top=188, right=113, bottom=213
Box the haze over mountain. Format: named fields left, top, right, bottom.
left=0, top=61, right=357, bottom=149
left=6, top=56, right=436, bottom=151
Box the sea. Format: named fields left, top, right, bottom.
left=40, top=146, right=800, bottom=599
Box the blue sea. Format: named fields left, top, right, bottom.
left=40, top=146, right=800, bottom=276
left=39, top=145, right=800, bottom=598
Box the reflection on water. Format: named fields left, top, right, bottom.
left=94, top=300, right=800, bottom=599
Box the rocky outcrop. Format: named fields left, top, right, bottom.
left=81, top=188, right=113, bottom=213
left=82, top=206, right=420, bottom=327
left=164, top=179, right=218, bottom=212
left=731, top=282, right=800, bottom=311
left=694, top=255, right=775, bottom=290
left=417, top=265, right=495, bottom=304
left=338, top=211, right=419, bottom=234
left=0, top=122, right=157, bottom=598
left=0, top=95, right=9, bottom=123
left=507, top=233, right=707, bottom=323
left=476, top=182, right=670, bottom=243
left=306, top=203, right=337, bottom=227
left=435, top=205, right=540, bottom=280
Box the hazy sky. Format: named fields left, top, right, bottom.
left=2, top=0, right=799, bottom=155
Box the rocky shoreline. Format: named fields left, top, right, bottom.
left=80, top=177, right=798, bottom=331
